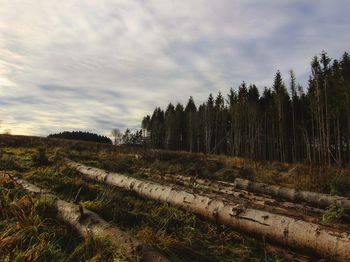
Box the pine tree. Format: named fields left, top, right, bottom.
left=184, top=97, right=197, bottom=152
left=140, top=51, right=350, bottom=165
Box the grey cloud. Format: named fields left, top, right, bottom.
left=0, top=0, right=349, bottom=136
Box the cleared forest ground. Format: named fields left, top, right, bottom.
left=1, top=135, right=350, bottom=261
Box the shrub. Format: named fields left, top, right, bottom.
left=32, top=147, right=49, bottom=166
left=321, top=204, right=345, bottom=225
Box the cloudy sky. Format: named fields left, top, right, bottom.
left=0, top=0, right=349, bottom=137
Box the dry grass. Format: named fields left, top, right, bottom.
left=18, top=164, right=271, bottom=261
left=0, top=172, right=125, bottom=262
left=3, top=135, right=347, bottom=260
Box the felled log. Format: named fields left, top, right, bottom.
left=135, top=171, right=327, bottom=225
left=65, top=159, right=350, bottom=261
left=141, top=172, right=324, bottom=216
left=234, top=178, right=350, bottom=210
left=9, top=175, right=168, bottom=262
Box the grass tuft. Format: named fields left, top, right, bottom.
left=321, top=204, right=345, bottom=225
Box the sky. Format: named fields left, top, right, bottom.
left=0, top=0, right=349, bottom=137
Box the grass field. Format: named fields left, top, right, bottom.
left=1, top=134, right=350, bottom=261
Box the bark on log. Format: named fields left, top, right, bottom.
left=234, top=178, right=350, bottom=210
left=7, top=174, right=168, bottom=262
left=141, top=171, right=325, bottom=216
left=137, top=172, right=327, bottom=225
left=66, top=159, right=350, bottom=261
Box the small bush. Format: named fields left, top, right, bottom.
left=32, top=147, right=49, bottom=166
left=321, top=204, right=345, bottom=225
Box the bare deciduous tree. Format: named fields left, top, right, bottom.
left=111, top=128, right=122, bottom=145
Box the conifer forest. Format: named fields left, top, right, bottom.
left=143, top=52, right=350, bottom=165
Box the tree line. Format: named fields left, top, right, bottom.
left=111, top=128, right=144, bottom=146
left=141, top=51, right=350, bottom=165
left=48, top=131, right=112, bottom=144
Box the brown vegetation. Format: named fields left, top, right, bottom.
left=66, top=159, right=350, bottom=260
left=2, top=134, right=350, bottom=261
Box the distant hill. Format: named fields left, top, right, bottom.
left=47, top=131, right=112, bottom=144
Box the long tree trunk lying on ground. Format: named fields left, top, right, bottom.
left=147, top=170, right=348, bottom=213
left=234, top=178, right=350, bottom=210
left=137, top=171, right=329, bottom=225
left=140, top=170, right=325, bottom=216
left=148, top=170, right=348, bottom=213
left=5, top=174, right=168, bottom=262
left=65, top=159, right=350, bottom=261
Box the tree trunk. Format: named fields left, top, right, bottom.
left=65, top=159, right=350, bottom=261
left=234, top=178, right=350, bottom=210
left=11, top=175, right=168, bottom=262
left=138, top=171, right=329, bottom=225
left=139, top=171, right=325, bottom=216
